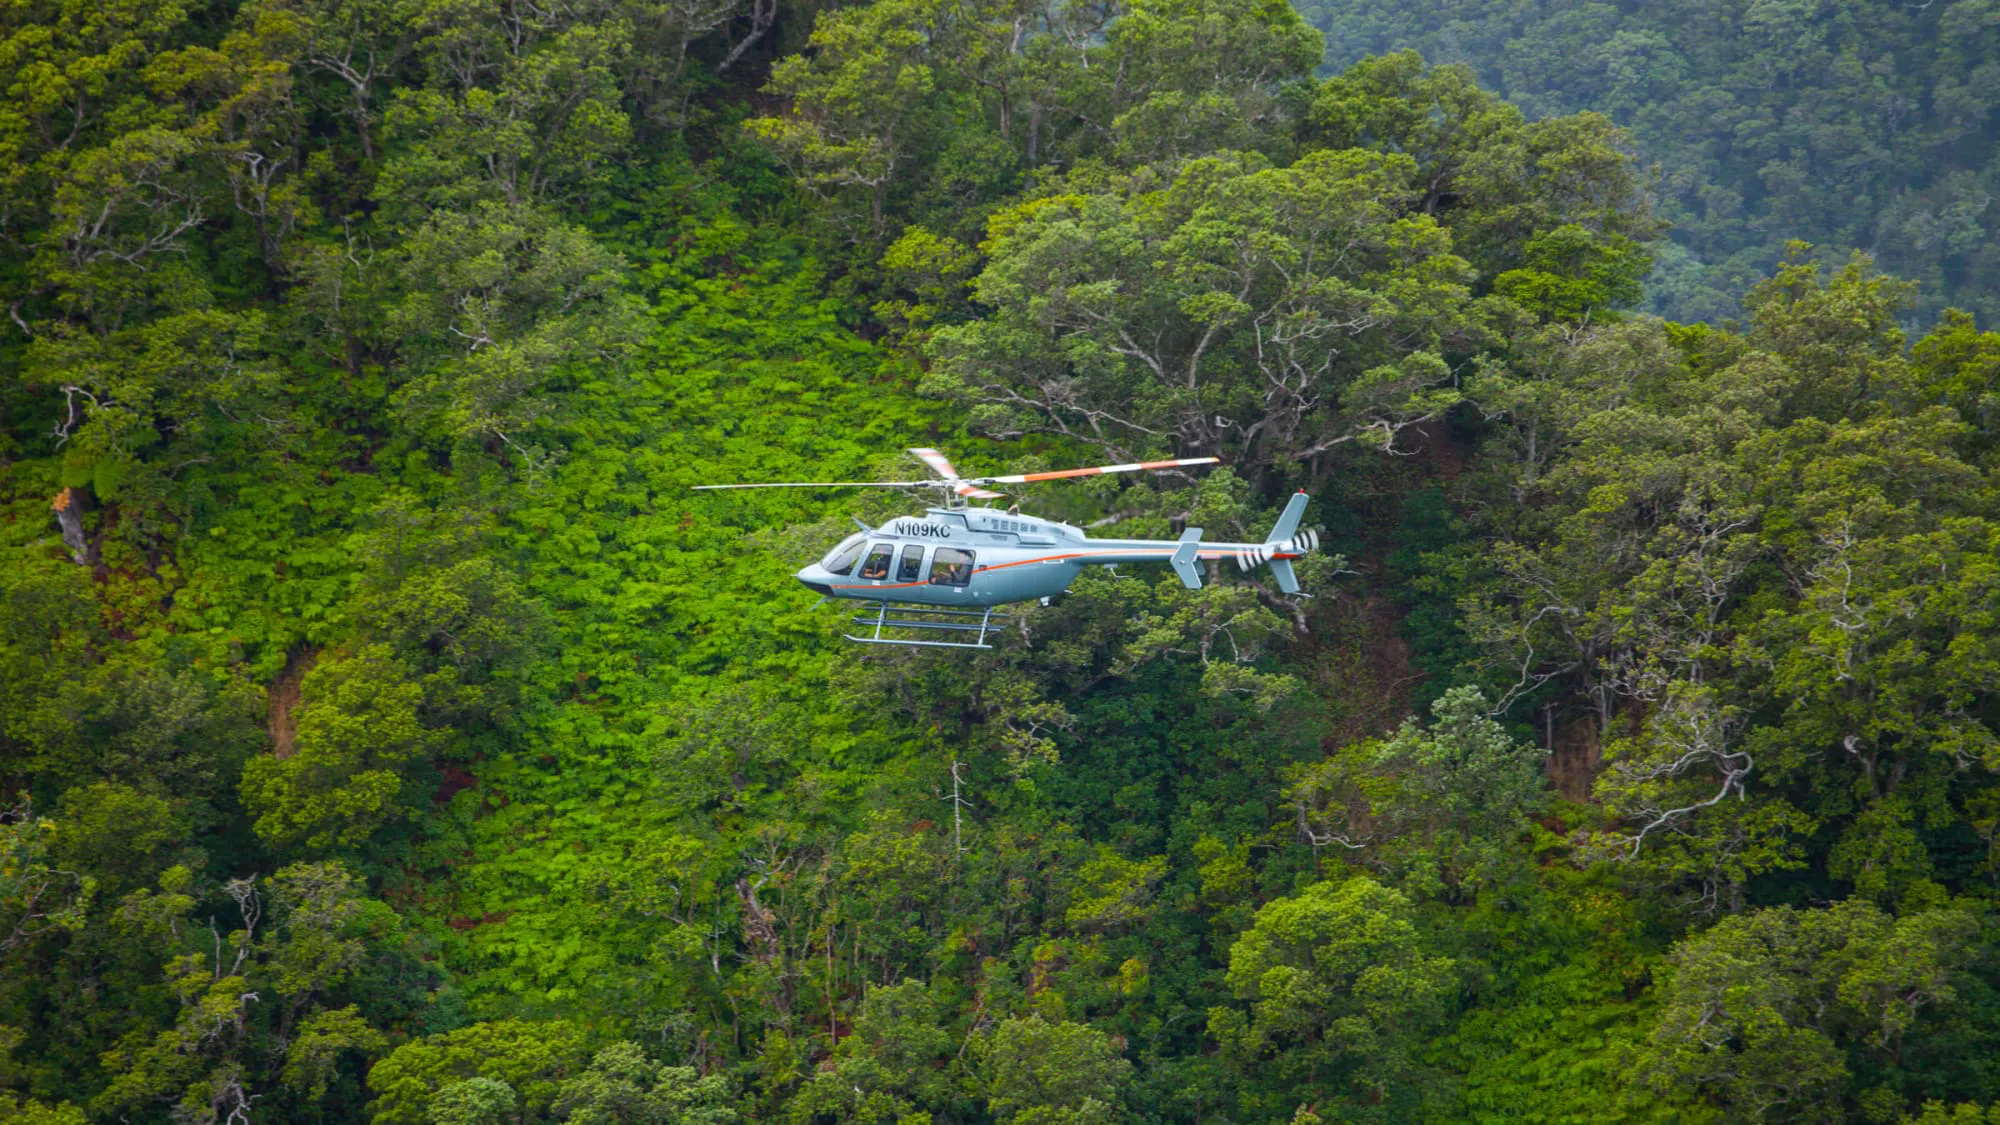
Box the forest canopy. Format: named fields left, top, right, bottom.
left=1297, top=0, right=2000, bottom=325
left=2, top=0, right=1999, bottom=1122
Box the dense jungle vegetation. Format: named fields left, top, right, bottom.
left=1299, top=0, right=2000, bottom=325
left=3, top=0, right=2000, bottom=1121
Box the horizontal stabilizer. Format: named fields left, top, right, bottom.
left=1171, top=528, right=1204, bottom=590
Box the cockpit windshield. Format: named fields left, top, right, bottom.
left=820, top=533, right=867, bottom=575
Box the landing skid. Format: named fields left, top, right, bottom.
left=845, top=603, right=1009, bottom=649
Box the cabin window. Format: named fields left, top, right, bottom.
left=858, top=544, right=894, bottom=581
left=929, top=547, right=974, bottom=586
left=896, top=545, right=926, bottom=582
left=821, top=534, right=866, bottom=576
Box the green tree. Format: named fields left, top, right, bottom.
left=374, top=0, right=633, bottom=212
left=747, top=0, right=953, bottom=235
left=50, top=782, right=189, bottom=896
left=554, top=1042, right=735, bottom=1124
left=1302, top=52, right=1656, bottom=283
left=1099, top=0, right=1322, bottom=164
left=94, top=862, right=401, bottom=1123
left=385, top=201, right=643, bottom=470
left=976, top=1015, right=1132, bottom=1125
left=1461, top=252, right=1996, bottom=912
left=1492, top=223, right=1651, bottom=322
left=783, top=980, right=956, bottom=1124
left=1289, top=685, right=1548, bottom=895
left=0, top=807, right=92, bottom=960
left=1210, top=875, right=1454, bottom=1117
left=240, top=643, right=434, bottom=853
left=1638, top=900, right=1982, bottom=1121
left=927, top=147, right=1473, bottom=474
left=429, top=1077, right=518, bottom=1125
left=367, top=1019, right=589, bottom=1124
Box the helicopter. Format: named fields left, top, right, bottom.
left=693, top=448, right=1319, bottom=649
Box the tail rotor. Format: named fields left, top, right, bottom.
left=1234, top=492, right=1319, bottom=594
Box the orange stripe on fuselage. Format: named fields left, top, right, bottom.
left=828, top=546, right=1303, bottom=590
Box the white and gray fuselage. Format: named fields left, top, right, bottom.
left=794, top=503, right=1316, bottom=607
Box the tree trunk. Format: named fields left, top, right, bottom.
left=51, top=487, right=89, bottom=564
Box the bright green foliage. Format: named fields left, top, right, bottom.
left=1493, top=224, right=1652, bottom=322
left=26, top=309, right=282, bottom=499
left=1428, top=877, right=1671, bottom=1124
left=49, top=782, right=188, bottom=896
left=1369, top=687, right=1545, bottom=843
left=1908, top=1105, right=2000, bottom=1125
left=1100, top=0, right=1323, bottom=164
left=282, top=1005, right=389, bottom=1102
left=1063, top=846, right=1167, bottom=932
left=378, top=7, right=631, bottom=212
left=746, top=0, right=1324, bottom=240
left=0, top=1097, right=86, bottom=1124
left=427, top=1077, right=517, bottom=1125
left=1303, top=52, right=1656, bottom=280
left=1911, top=309, right=2000, bottom=462
left=1457, top=251, right=2000, bottom=917
left=748, top=0, right=949, bottom=233
left=387, top=201, right=645, bottom=459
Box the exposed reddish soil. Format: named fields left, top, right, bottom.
left=266, top=647, right=318, bottom=759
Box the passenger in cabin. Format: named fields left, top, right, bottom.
left=929, top=548, right=973, bottom=586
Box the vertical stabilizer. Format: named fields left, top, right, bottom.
left=1267, top=492, right=1309, bottom=544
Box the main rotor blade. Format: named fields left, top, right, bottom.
left=689, top=480, right=938, bottom=491
left=970, top=456, right=1220, bottom=485
left=907, top=447, right=962, bottom=481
